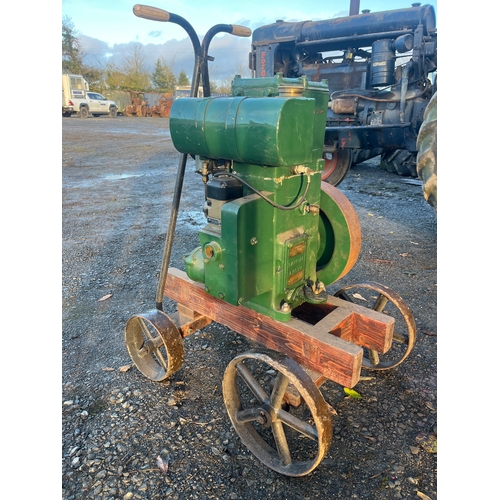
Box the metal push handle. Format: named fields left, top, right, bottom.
left=200, top=24, right=252, bottom=98
left=133, top=5, right=251, bottom=38
left=133, top=5, right=203, bottom=310
left=133, top=4, right=251, bottom=310
left=133, top=4, right=170, bottom=22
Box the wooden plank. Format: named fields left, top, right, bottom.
left=283, top=368, right=328, bottom=408
left=318, top=296, right=394, bottom=353
left=164, top=268, right=364, bottom=388
left=291, top=299, right=394, bottom=353
left=170, top=309, right=213, bottom=338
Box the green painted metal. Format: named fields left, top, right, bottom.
left=231, top=74, right=330, bottom=162
left=170, top=96, right=315, bottom=167
left=173, top=75, right=358, bottom=321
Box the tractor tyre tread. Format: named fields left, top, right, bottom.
left=380, top=149, right=416, bottom=177
left=416, top=92, right=437, bottom=212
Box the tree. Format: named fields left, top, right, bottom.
left=62, top=16, right=105, bottom=91
left=83, top=66, right=106, bottom=92
left=234, top=62, right=251, bottom=78
left=105, top=62, right=128, bottom=90
left=62, top=16, right=84, bottom=74
left=212, top=75, right=233, bottom=95
left=121, top=43, right=151, bottom=91
left=177, top=70, right=190, bottom=86
left=151, top=57, right=177, bottom=93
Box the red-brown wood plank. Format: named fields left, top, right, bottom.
left=164, top=268, right=364, bottom=388
left=283, top=368, right=328, bottom=408
left=319, top=296, right=394, bottom=353
left=170, top=306, right=213, bottom=338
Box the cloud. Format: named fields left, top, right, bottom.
left=80, top=35, right=112, bottom=63
left=148, top=30, right=163, bottom=38
left=79, top=33, right=252, bottom=81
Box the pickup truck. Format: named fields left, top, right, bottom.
left=62, top=74, right=118, bottom=118
left=82, top=92, right=118, bottom=118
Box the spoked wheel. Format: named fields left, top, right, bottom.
left=125, top=309, right=184, bottom=381
left=334, top=283, right=417, bottom=370
left=321, top=149, right=352, bottom=186
left=223, top=348, right=332, bottom=476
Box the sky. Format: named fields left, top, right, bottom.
left=61, top=0, right=439, bottom=80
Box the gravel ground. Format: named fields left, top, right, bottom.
left=61, top=115, right=438, bottom=499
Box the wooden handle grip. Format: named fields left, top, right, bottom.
left=133, top=4, right=171, bottom=22
left=230, top=25, right=252, bottom=37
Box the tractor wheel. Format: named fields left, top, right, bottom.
left=321, top=149, right=352, bottom=186
left=416, top=92, right=437, bottom=212
left=380, top=149, right=417, bottom=177
left=352, top=148, right=383, bottom=165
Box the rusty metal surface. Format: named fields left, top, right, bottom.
left=321, top=149, right=352, bottom=184
left=124, top=309, right=184, bottom=381
left=251, top=5, right=436, bottom=49
left=332, top=97, right=357, bottom=115
left=334, top=282, right=417, bottom=370
left=222, top=348, right=333, bottom=477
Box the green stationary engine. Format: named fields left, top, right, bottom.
left=170, top=74, right=361, bottom=321
left=126, top=8, right=418, bottom=478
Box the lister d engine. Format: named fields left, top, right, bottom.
left=127, top=6, right=419, bottom=478
left=170, top=74, right=361, bottom=322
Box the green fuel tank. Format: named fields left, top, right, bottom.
left=170, top=95, right=315, bottom=167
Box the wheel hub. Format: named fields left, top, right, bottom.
left=257, top=403, right=276, bottom=427
left=142, top=339, right=155, bottom=354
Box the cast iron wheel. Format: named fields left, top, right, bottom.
left=125, top=309, right=184, bottom=381
left=416, top=92, right=437, bottom=212
left=223, top=348, right=332, bottom=477
left=321, top=149, right=352, bottom=186
left=334, top=283, right=417, bottom=370
left=79, top=106, right=89, bottom=118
